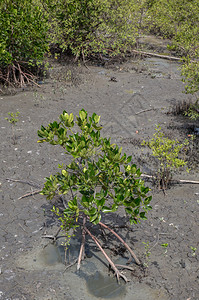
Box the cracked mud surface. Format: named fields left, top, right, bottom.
left=0, top=54, right=199, bottom=300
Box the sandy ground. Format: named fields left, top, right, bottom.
left=0, top=51, right=199, bottom=300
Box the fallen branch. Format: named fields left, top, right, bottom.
left=84, top=226, right=129, bottom=282
left=99, top=221, right=141, bottom=265
left=141, top=174, right=199, bottom=184
left=131, top=49, right=197, bottom=63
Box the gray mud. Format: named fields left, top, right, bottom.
left=0, top=53, right=199, bottom=299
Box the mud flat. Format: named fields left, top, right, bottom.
left=0, top=55, right=198, bottom=299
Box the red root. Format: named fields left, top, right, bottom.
left=84, top=226, right=129, bottom=282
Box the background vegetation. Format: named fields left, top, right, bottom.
left=0, top=0, right=198, bottom=116
left=0, top=0, right=49, bottom=86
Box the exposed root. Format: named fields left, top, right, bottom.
left=0, top=61, right=40, bottom=88
left=84, top=226, right=129, bottom=283
left=115, top=264, right=134, bottom=271
left=99, top=221, right=141, bottom=265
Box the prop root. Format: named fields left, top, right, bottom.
left=99, top=221, right=141, bottom=265
left=84, top=226, right=129, bottom=282
left=77, top=216, right=86, bottom=270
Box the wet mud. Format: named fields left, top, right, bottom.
left=0, top=52, right=199, bottom=299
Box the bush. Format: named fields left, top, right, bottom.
left=0, top=0, right=49, bottom=86
left=142, top=125, right=189, bottom=189
left=45, top=0, right=142, bottom=59
left=38, top=109, right=152, bottom=281
left=146, top=0, right=199, bottom=52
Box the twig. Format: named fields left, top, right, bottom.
left=84, top=226, right=129, bottom=282
left=135, top=108, right=157, bottom=115
left=149, top=234, right=159, bottom=252
left=64, top=258, right=78, bottom=271
left=77, top=216, right=86, bottom=270
left=19, top=223, right=28, bottom=233
left=6, top=178, right=41, bottom=188
left=18, top=189, right=42, bottom=200
left=42, top=227, right=62, bottom=241
left=99, top=221, right=141, bottom=265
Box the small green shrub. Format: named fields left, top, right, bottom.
left=142, top=125, right=189, bottom=189
left=5, top=111, right=20, bottom=144
left=184, top=100, right=199, bottom=121
left=181, top=59, right=199, bottom=94
left=5, top=111, right=20, bottom=125
left=38, top=109, right=152, bottom=280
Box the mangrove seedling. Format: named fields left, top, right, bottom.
left=161, top=243, right=168, bottom=255
left=38, top=109, right=152, bottom=282
left=190, top=246, right=197, bottom=257
left=5, top=111, right=20, bottom=144
left=143, top=241, right=151, bottom=268
left=142, top=125, right=189, bottom=189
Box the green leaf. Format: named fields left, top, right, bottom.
left=90, top=213, right=98, bottom=222
left=89, top=207, right=97, bottom=216
left=79, top=109, right=87, bottom=121
left=102, top=206, right=113, bottom=213
left=96, top=198, right=105, bottom=207
left=140, top=212, right=147, bottom=220
left=61, top=169, right=68, bottom=177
